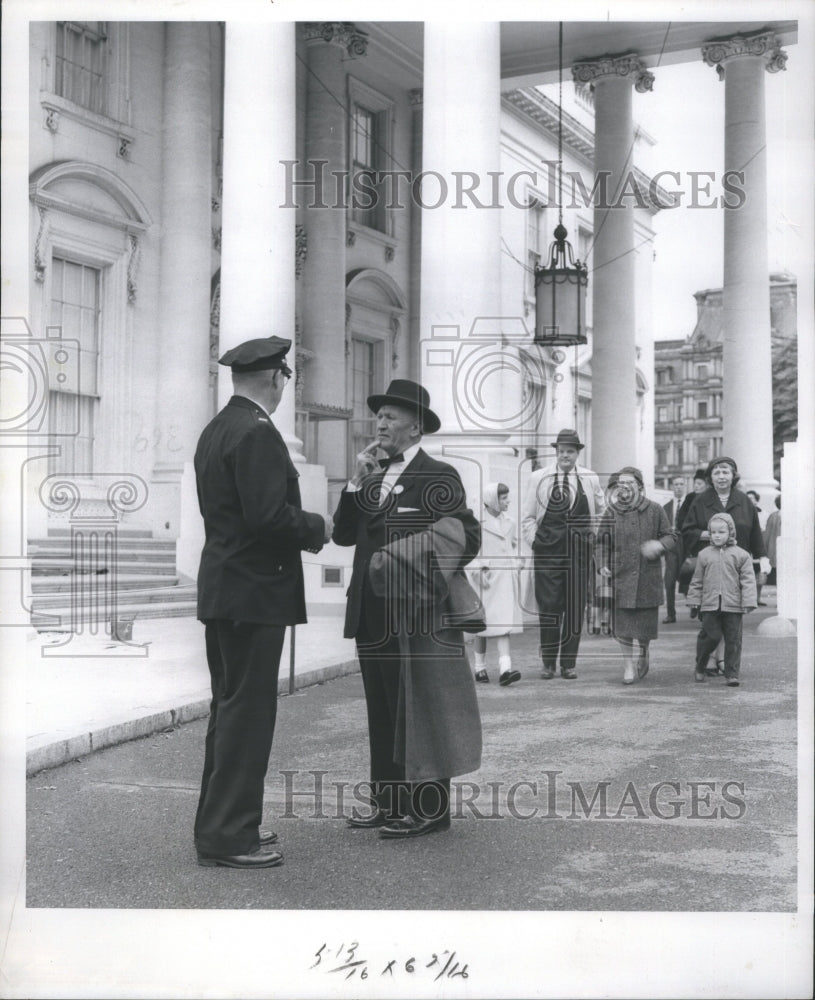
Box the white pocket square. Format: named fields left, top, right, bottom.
left=396, top=506, right=420, bottom=512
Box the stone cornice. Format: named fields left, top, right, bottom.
left=701, top=31, right=788, bottom=75
left=572, top=53, right=655, bottom=93
left=303, top=22, right=369, bottom=58
left=502, top=88, right=675, bottom=214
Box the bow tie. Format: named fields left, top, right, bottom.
left=379, top=453, right=405, bottom=470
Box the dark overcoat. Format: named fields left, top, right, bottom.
left=598, top=497, right=675, bottom=609
left=332, top=448, right=482, bottom=781
left=681, top=487, right=765, bottom=560
left=195, top=395, right=325, bottom=625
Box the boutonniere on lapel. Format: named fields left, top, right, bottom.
left=392, top=484, right=404, bottom=496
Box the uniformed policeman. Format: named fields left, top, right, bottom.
left=193, top=336, right=331, bottom=869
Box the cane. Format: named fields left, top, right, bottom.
left=288, top=625, right=296, bottom=695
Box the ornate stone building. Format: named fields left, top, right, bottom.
left=654, top=272, right=797, bottom=489
left=7, top=19, right=797, bottom=626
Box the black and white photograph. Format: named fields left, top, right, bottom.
left=1, top=0, right=813, bottom=997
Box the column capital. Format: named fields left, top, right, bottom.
left=303, top=22, right=369, bottom=58
left=408, top=87, right=423, bottom=108
left=572, top=53, right=654, bottom=94
left=702, top=31, right=788, bottom=77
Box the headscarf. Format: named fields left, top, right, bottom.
left=483, top=482, right=508, bottom=516
left=707, top=511, right=737, bottom=546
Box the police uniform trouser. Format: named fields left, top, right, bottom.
left=194, top=619, right=285, bottom=856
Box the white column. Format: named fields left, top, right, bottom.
left=420, top=23, right=514, bottom=495
left=154, top=23, right=213, bottom=477
left=220, top=22, right=302, bottom=459
left=574, top=54, right=654, bottom=479
left=702, top=32, right=787, bottom=496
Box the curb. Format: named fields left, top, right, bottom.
left=26, top=658, right=360, bottom=777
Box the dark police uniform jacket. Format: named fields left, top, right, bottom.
left=195, top=395, right=325, bottom=625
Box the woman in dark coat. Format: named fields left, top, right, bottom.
left=597, top=467, right=676, bottom=685
left=681, top=456, right=765, bottom=674
left=681, top=456, right=765, bottom=560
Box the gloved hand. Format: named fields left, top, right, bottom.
left=690, top=606, right=699, bottom=619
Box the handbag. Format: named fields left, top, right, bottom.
left=677, top=556, right=697, bottom=595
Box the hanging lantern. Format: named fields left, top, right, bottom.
left=534, top=223, right=588, bottom=346
left=533, top=22, right=589, bottom=348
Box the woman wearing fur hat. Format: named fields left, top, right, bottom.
left=597, top=467, right=676, bottom=685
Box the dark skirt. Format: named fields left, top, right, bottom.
left=613, top=606, right=659, bottom=642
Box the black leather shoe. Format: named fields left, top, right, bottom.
left=474, top=669, right=490, bottom=683
left=662, top=615, right=676, bottom=624
left=499, top=669, right=521, bottom=686
left=540, top=667, right=556, bottom=679
left=198, top=847, right=283, bottom=869
left=259, top=830, right=278, bottom=846
left=637, top=651, right=650, bottom=679
left=560, top=668, right=578, bottom=679
left=378, top=814, right=450, bottom=839
left=346, top=811, right=392, bottom=829
left=726, top=677, right=740, bottom=687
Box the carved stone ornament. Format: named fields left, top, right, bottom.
left=346, top=229, right=356, bottom=248
left=34, top=205, right=49, bottom=283
left=384, top=245, right=395, bottom=263
left=390, top=315, right=400, bottom=370
left=572, top=53, right=655, bottom=94
left=295, top=224, right=307, bottom=278
left=126, top=234, right=140, bottom=305
left=117, top=135, right=131, bottom=159
left=303, top=22, right=369, bottom=58
left=701, top=32, right=788, bottom=76
left=44, top=107, right=60, bottom=133
left=409, top=88, right=423, bottom=108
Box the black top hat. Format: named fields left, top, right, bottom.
left=219, top=336, right=292, bottom=375
left=550, top=428, right=584, bottom=451
left=367, top=379, right=441, bottom=434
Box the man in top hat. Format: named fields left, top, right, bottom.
left=332, top=379, right=482, bottom=838
left=193, top=336, right=332, bottom=869
left=521, top=429, right=606, bottom=679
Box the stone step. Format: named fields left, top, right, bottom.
left=31, top=559, right=177, bottom=576
left=31, top=600, right=199, bottom=631
left=28, top=538, right=177, bottom=553
left=31, top=574, right=182, bottom=595
left=31, top=583, right=196, bottom=610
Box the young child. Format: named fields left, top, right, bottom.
left=687, top=512, right=757, bottom=687
left=469, top=483, right=523, bottom=686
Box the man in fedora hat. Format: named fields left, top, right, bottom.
left=521, top=428, right=605, bottom=679
left=193, top=336, right=332, bottom=869
left=333, top=379, right=482, bottom=838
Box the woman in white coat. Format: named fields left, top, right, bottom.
left=469, top=483, right=524, bottom=686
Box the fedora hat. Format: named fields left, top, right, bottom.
left=367, top=379, right=441, bottom=434
left=550, top=428, right=584, bottom=451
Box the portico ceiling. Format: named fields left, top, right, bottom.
left=363, top=20, right=798, bottom=88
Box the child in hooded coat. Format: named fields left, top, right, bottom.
left=687, top=511, right=757, bottom=687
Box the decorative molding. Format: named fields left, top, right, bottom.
left=126, top=234, right=139, bottom=305
left=44, top=107, right=60, bottom=133
left=384, top=245, right=395, bottom=263
left=300, top=401, right=354, bottom=420
left=701, top=31, right=788, bottom=76
left=345, top=302, right=352, bottom=358
left=408, top=88, right=423, bottom=108
left=346, top=229, right=356, bottom=248
left=34, top=206, right=49, bottom=283
left=572, top=53, right=655, bottom=94
left=390, top=315, right=400, bottom=370
left=295, top=224, right=307, bottom=278
left=40, top=94, right=136, bottom=153
left=303, top=22, right=369, bottom=58
left=116, top=135, right=131, bottom=160
left=212, top=226, right=222, bottom=253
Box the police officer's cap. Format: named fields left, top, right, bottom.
left=218, top=337, right=292, bottom=375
